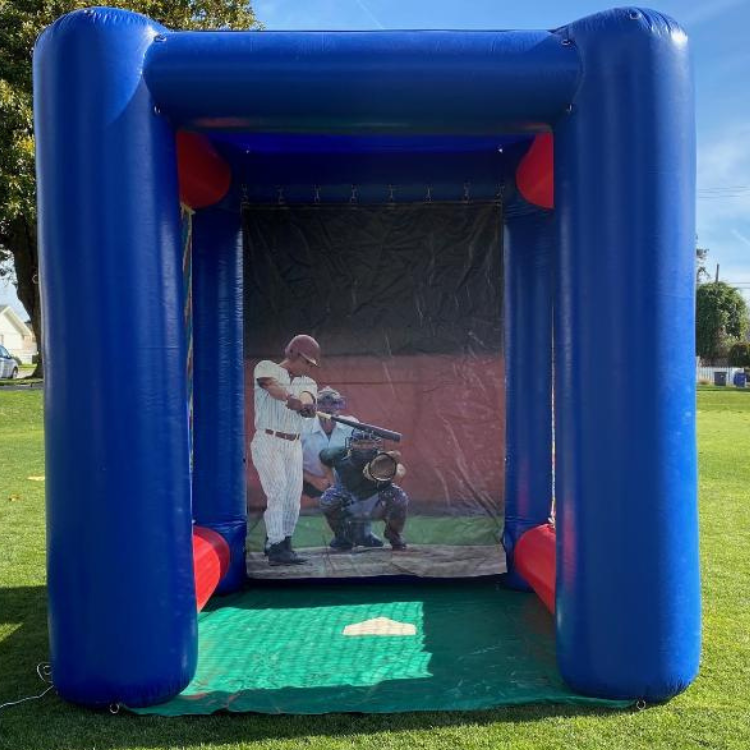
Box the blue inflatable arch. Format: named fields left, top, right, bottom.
left=34, top=6, right=700, bottom=708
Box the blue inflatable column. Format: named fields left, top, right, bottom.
left=503, top=209, right=554, bottom=588
left=34, top=10, right=196, bottom=707
left=192, top=208, right=247, bottom=592
left=554, top=9, right=700, bottom=700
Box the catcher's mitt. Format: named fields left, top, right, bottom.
left=363, top=451, right=399, bottom=483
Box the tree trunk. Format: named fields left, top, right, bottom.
left=8, top=215, right=43, bottom=378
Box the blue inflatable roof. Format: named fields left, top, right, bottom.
left=208, top=133, right=534, bottom=202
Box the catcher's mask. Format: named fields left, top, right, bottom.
left=317, top=386, right=346, bottom=414
left=347, top=429, right=382, bottom=461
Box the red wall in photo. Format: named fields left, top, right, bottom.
left=245, top=353, right=505, bottom=513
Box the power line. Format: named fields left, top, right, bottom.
left=696, top=185, right=750, bottom=200
left=697, top=186, right=750, bottom=192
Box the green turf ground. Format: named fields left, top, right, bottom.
left=134, top=583, right=627, bottom=716
left=1, top=386, right=749, bottom=749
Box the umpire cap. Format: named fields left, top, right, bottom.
left=318, top=386, right=346, bottom=411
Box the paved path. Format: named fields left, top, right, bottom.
left=0, top=379, right=43, bottom=391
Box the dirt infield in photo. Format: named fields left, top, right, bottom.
left=246, top=543, right=507, bottom=579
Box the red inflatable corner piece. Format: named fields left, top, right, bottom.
left=177, top=131, right=232, bottom=209
left=193, top=526, right=231, bottom=611
left=516, top=133, right=554, bottom=209
left=515, top=523, right=556, bottom=613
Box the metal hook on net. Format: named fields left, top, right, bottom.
left=388, top=184, right=396, bottom=204
left=636, top=699, right=647, bottom=711
left=463, top=182, right=471, bottom=203
left=349, top=184, right=359, bottom=204
left=425, top=185, right=433, bottom=203
left=109, top=703, right=121, bottom=715
left=313, top=185, right=321, bottom=204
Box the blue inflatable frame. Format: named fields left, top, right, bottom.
left=34, top=6, right=700, bottom=708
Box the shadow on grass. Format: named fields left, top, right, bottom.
left=0, top=585, right=628, bottom=750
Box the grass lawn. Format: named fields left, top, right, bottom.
left=1, top=386, right=749, bottom=749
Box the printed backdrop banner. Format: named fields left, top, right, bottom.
left=243, top=204, right=506, bottom=579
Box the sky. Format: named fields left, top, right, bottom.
left=3, top=0, right=749, bottom=315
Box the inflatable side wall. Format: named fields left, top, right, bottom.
left=553, top=9, right=700, bottom=700
left=34, top=10, right=197, bottom=707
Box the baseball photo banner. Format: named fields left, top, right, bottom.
left=243, top=203, right=506, bottom=579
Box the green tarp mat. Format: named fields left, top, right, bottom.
left=132, top=582, right=632, bottom=715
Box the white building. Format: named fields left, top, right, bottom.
left=0, top=305, right=37, bottom=364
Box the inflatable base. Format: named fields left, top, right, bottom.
left=130, top=581, right=632, bottom=715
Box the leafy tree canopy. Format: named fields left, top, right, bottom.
left=696, top=281, right=749, bottom=361
left=0, top=0, right=260, bottom=373
left=728, top=342, right=750, bottom=368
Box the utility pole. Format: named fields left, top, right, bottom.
left=715, top=264, right=720, bottom=283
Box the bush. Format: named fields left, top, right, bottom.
left=696, top=282, right=749, bottom=360
left=728, top=342, right=750, bottom=368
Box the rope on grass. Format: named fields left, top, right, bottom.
left=0, top=663, right=54, bottom=711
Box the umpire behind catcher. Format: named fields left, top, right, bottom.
left=318, top=430, right=409, bottom=551
left=301, top=386, right=356, bottom=499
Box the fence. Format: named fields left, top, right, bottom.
left=696, top=366, right=746, bottom=386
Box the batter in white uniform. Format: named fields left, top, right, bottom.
left=251, top=334, right=320, bottom=566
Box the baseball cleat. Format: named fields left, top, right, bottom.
left=329, top=536, right=354, bottom=552
left=268, top=541, right=306, bottom=566
left=385, top=529, right=407, bottom=551
left=358, top=533, right=385, bottom=548
left=283, top=536, right=307, bottom=564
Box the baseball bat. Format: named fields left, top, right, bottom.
left=316, top=412, right=402, bottom=443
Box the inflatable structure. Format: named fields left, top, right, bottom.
left=34, top=7, right=700, bottom=710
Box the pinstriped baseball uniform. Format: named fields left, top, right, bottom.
left=251, top=360, right=317, bottom=545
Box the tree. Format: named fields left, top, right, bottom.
left=728, top=342, right=750, bottom=368
left=0, top=1, right=261, bottom=377
left=696, top=282, right=749, bottom=362
left=696, top=244, right=710, bottom=285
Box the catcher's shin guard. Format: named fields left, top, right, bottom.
left=320, top=487, right=355, bottom=541
left=322, top=510, right=356, bottom=550
left=381, top=485, right=408, bottom=549
left=350, top=520, right=383, bottom=548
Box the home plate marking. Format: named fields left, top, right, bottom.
left=343, top=617, right=417, bottom=636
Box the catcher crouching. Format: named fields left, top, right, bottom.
left=318, top=429, right=408, bottom=551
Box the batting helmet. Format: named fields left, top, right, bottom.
left=284, top=334, right=321, bottom=367
left=317, top=386, right=346, bottom=412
